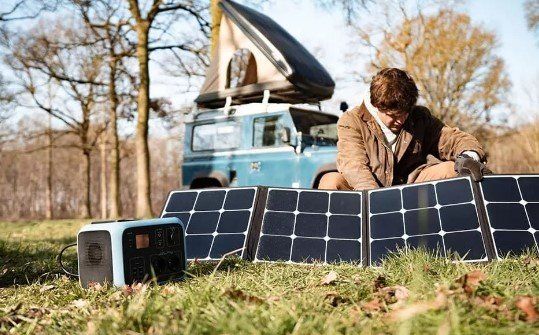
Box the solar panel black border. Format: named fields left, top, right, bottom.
left=366, top=176, right=491, bottom=266
left=160, top=186, right=262, bottom=261
left=477, top=174, right=539, bottom=259
left=252, top=187, right=364, bottom=265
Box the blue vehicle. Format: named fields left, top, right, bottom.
left=182, top=103, right=339, bottom=189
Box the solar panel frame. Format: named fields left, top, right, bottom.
left=477, top=174, right=539, bottom=259
left=366, top=176, right=490, bottom=266
left=252, top=187, right=364, bottom=266
left=160, top=186, right=262, bottom=261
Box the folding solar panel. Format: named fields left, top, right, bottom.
left=253, top=188, right=363, bottom=265
left=160, top=187, right=260, bottom=261
left=478, top=175, right=539, bottom=258
left=367, top=177, right=488, bottom=265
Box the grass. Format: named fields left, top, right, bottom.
left=0, top=220, right=538, bottom=334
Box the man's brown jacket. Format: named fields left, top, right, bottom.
left=336, top=104, right=486, bottom=190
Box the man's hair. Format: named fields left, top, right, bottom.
left=370, top=68, right=418, bottom=113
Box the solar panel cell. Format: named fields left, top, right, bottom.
left=402, top=184, right=436, bottom=209
left=298, top=191, right=329, bottom=213
left=486, top=203, right=529, bottom=230
left=481, top=177, right=521, bottom=202
left=165, top=192, right=197, bottom=212
left=257, top=235, right=291, bottom=261
left=194, top=190, right=226, bottom=210
left=517, top=177, right=539, bottom=202
left=327, top=215, right=361, bottom=239
left=329, top=193, right=362, bottom=215
left=370, top=238, right=405, bottom=265
left=439, top=204, right=479, bottom=231
left=370, top=213, right=404, bottom=239
left=187, top=212, right=220, bottom=234
left=266, top=190, right=297, bottom=211
left=326, top=240, right=361, bottom=263
left=436, top=178, right=473, bottom=205
left=406, top=234, right=443, bottom=252
left=185, top=235, right=213, bottom=259
left=443, top=230, right=486, bottom=260
left=492, top=231, right=536, bottom=256
left=262, top=211, right=295, bottom=235
left=404, top=208, right=440, bottom=235
left=224, top=189, right=256, bottom=209
left=216, top=211, right=251, bottom=233
left=370, top=189, right=401, bottom=214
left=291, top=237, right=326, bottom=263
left=294, top=213, right=327, bottom=237
left=210, top=234, right=245, bottom=258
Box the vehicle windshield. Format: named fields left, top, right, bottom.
left=290, top=109, right=338, bottom=146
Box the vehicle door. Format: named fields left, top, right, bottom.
left=246, top=113, right=299, bottom=187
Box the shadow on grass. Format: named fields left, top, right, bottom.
left=0, top=236, right=77, bottom=287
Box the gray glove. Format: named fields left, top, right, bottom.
left=454, top=154, right=492, bottom=182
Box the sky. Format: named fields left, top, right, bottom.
left=152, top=0, right=539, bottom=126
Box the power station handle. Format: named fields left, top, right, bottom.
left=57, top=243, right=79, bottom=277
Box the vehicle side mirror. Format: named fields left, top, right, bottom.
left=281, top=127, right=291, bottom=143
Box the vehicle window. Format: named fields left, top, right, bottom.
left=253, top=116, right=284, bottom=147
left=192, top=121, right=241, bottom=151
left=290, top=110, right=338, bottom=146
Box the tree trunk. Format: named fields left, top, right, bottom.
left=80, top=149, right=91, bottom=219
left=45, top=117, right=53, bottom=220
left=210, top=0, right=223, bottom=55
left=100, top=137, right=108, bottom=219
left=135, top=22, right=153, bottom=218
left=108, top=59, right=122, bottom=218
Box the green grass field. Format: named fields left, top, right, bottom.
left=0, top=220, right=537, bottom=334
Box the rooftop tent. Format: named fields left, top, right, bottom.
left=195, top=0, right=335, bottom=108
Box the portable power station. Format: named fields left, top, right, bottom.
left=76, top=218, right=186, bottom=288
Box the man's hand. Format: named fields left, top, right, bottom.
left=454, top=154, right=492, bottom=181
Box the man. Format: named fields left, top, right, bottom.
left=319, top=68, right=490, bottom=191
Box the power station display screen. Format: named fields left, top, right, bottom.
left=135, top=234, right=150, bottom=249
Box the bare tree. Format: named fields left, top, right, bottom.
left=73, top=0, right=136, bottom=218
left=124, top=0, right=209, bottom=218
left=352, top=3, right=511, bottom=136
left=7, top=22, right=107, bottom=218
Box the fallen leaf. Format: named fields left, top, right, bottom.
left=70, top=299, right=88, bottom=309
left=39, top=284, right=55, bottom=293
left=455, top=270, right=486, bottom=294
left=265, top=296, right=281, bottom=303
left=515, top=295, right=538, bottom=323
left=161, top=286, right=177, bottom=295
left=223, top=288, right=263, bottom=304
left=362, top=297, right=383, bottom=313
left=87, top=282, right=104, bottom=291
left=121, top=285, right=134, bottom=296
left=321, top=271, right=338, bottom=285
left=389, top=292, right=447, bottom=322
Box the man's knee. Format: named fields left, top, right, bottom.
left=318, top=172, right=351, bottom=190
left=436, top=161, right=458, bottom=178
left=415, top=161, right=457, bottom=183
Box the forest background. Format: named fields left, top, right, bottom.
left=0, top=0, right=538, bottom=220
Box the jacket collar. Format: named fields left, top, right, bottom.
left=357, top=103, right=416, bottom=162
left=358, top=103, right=388, bottom=147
